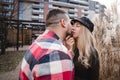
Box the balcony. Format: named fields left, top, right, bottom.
left=49, top=1, right=81, bottom=8
left=68, top=8, right=78, bottom=13
left=3, top=0, right=13, bottom=2
left=49, top=6, right=59, bottom=10
left=95, top=9, right=100, bottom=13
left=81, top=9, right=89, bottom=15
left=2, top=0, right=13, bottom=5
left=48, top=4, right=59, bottom=9
left=82, top=9, right=88, bottom=13
left=81, top=14, right=88, bottom=17
left=32, top=10, right=43, bottom=14
left=31, top=15, right=43, bottom=20
left=69, top=0, right=89, bottom=6
left=69, top=14, right=78, bottom=18
left=32, top=4, right=44, bottom=9
left=3, top=6, right=13, bottom=11
left=80, top=6, right=89, bottom=10
left=6, top=13, right=11, bottom=16
left=96, top=4, right=100, bottom=8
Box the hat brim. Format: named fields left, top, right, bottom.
left=71, top=18, right=88, bottom=28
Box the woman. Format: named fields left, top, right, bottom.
left=66, top=17, right=100, bottom=80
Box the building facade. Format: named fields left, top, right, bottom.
left=19, top=0, right=82, bottom=22
left=89, top=1, right=106, bottom=19
left=0, top=0, right=105, bottom=23
left=1, top=0, right=105, bottom=26
left=0, top=0, right=105, bottom=48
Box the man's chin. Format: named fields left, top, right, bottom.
left=66, top=33, right=73, bottom=37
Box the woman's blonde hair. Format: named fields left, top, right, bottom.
left=76, top=24, right=97, bottom=68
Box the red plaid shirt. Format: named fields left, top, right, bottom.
left=19, top=30, right=74, bottom=80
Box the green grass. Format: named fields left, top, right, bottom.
left=0, top=51, right=25, bottom=74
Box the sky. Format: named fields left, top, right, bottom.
left=93, top=0, right=119, bottom=8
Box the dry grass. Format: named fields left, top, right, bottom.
left=93, top=18, right=120, bottom=80
left=92, top=1, right=120, bottom=79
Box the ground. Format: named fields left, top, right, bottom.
left=0, top=51, right=25, bottom=80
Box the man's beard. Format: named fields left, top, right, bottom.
left=66, top=32, right=73, bottom=37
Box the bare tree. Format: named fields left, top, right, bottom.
left=0, top=0, right=18, bottom=54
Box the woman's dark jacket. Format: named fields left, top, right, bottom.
left=73, top=48, right=100, bottom=80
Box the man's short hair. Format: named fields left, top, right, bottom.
left=45, top=9, right=68, bottom=27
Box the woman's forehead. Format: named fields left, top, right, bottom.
left=74, top=22, right=81, bottom=25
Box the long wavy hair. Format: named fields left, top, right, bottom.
left=76, top=24, right=98, bottom=68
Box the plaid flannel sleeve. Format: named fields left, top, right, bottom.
left=19, top=50, right=74, bottom=80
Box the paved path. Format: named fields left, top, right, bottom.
left=0, top=62, right=21, bottom=80
left=0, top=45, right=29, bottom=80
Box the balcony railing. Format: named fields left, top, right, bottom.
left=3, top=6, right=13, bottom=11
left=3, top=0, right=13, bottom=2
left=95, top=9, right=100, bottom=13
left=6, top=13, right=11, bottom=16
left=32, top=10, right=43, bottom=14
left=81, top=10, right=89, bottom=14
left=69, top=0, right=89, bottom=6
left=32, top=4, right=44, bottom=9
left=96, top=4, right=100, bottom=8
left=68, top=8, right=78, bottom=13
left=69, top=14, right=78, bottom=18
left=31, top=15, right=43, bottom=20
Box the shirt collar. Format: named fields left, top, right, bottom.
left=45, top=29, right=60, bottom=40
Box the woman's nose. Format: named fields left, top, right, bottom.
left=72, top=26, right=75, bottom=30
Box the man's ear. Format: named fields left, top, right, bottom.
left=60, top=19, right=66, bottom=28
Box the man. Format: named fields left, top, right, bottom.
left=19, top=9, right=74, bottom=80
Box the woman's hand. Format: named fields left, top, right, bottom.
left=64, top=36, right=75, bottom=56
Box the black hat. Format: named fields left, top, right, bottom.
left=71, top=17, right=94, bottom=32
